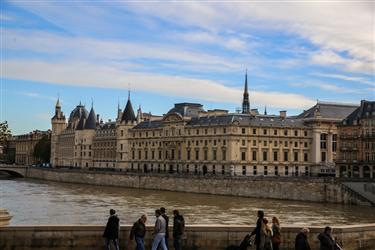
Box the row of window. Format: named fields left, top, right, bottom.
left=130, top=127, right=310, bottom=138
left=243, top=151, right=309, bottom=162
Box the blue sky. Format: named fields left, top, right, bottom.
left=2, top=1, right=374, bottom=134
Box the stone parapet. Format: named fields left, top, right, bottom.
left=22, top=167, right=373, bottom=206
left=1, top=224, right=374, bottom=250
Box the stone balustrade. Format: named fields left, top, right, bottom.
left=1, top=224, right=374, bottom=250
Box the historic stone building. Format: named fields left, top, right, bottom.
left=11, top=130, right=51, bottom=165
left=336, top=100, right=375, bottom=179
left=50, top=73, right=358, bottom=177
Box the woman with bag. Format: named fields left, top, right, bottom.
left=271, top=217, right=281, bottom=250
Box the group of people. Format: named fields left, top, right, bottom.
left=250, top=210, right=281, bottom=250
left=102, top=207, right=185, bottom=250
left=250, top=210, right=342, bottom=250
left=103, top=208, right=342, bottom=250
left=295, top=226, right=343, bottom=250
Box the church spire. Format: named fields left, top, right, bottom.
left=242, top=70, right=250, bottom=114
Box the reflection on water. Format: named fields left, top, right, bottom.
left=1, top=178, right=374, bottom=226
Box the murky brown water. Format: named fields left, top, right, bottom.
left=1, top=178, right=374, bottom=226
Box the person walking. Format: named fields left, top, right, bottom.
left=172, top=210, right=185, bottom=250
left=151, top=209, right=168, bottom=250
left=130, top=214, right=147, bottom=250
left=250, top=210, right=265, bottom=250
left=295, top=228, right=311, bottom=250
left=103, top=209, right=120, bottom=250
left=318, top=226, right=338, bottom=250
left=271, top=217, right=281, bottom=250
left=261, top=218, right=273, bottom=250
left=160, top=207, right=170, bottom=249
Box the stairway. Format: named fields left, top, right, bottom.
left=341, top=182, right=375, bottom=206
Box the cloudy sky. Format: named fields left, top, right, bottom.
left=2, top=1, right=374, bottom=134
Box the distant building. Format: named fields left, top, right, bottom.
left=50, top=73, right=358, bottom=177
left=11, top=130, right=51, bottom=165
left=336, top=100, right=375, bottom=179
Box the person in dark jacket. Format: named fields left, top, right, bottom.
left=130, top=214, right=147, bottom=250
left=318, top=226, right=338, bottom=250
left=250, top=210, right=264, bottom=250
left=160, top=207, right=170, bottom=249
left=103, top=209, right=120, bottom=250
left=172, top=210, right=185, bottom=250
left=295, top=228, right=311, bottom=250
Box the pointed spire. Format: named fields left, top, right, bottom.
left=244, top=68, right=248, bottom=93
left=264, top=106, right=267, bottom=115
left=56, top=97, right=61, bottom=108
left=242, top=70, right=250, bottom=114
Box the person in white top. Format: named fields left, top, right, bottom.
left=151, top=209, right=168, bottom=250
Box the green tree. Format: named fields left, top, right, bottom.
left=33, top=135, right=51, bottom=163
left=0, top=121, right=12, bottom=163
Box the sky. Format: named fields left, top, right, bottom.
left=1, top=1, right=374, bottom=134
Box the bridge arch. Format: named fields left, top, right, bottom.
left=0, top=167, right=26, bottom=178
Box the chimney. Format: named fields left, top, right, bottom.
left=280, top=110, right=287, bottom=119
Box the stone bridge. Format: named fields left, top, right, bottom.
left=0, top=165, right=27, bottom=177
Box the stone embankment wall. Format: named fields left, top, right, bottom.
left=24, top=168, right=372, bottom=205
left=1, top=224, right=375, bottom=250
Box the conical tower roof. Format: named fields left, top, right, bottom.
left=121, top=99, right=136, bottom=123
left=84, top=106, right=97, bottom=129
left=76, top=115, right=86, bottom=130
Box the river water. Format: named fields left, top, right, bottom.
left=1, top=177, right=375, bottom=226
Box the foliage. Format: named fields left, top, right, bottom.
left=0, top=121, right=12, bottom=163
left=33, top=135, right=51, bottom=163
left=0, top=121, right=11, bottom=144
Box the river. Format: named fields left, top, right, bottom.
left=1, top=177, right=375, bottom=226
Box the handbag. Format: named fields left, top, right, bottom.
left=272, top=234, right=282, bottom=245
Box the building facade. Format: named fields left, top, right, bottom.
left=11, top=130, right=51, bottom=165
left=336, top=100, right=375, bottom=179
left=50, top=74, right=358, bottom=177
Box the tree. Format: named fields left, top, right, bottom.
left=0, top=121, right=12, bottom=163
left=0, top=121, right=11, bottom=145
left=33, top=135, right=51, bottom=163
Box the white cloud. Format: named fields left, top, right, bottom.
left=170, top=31, right=252, bottom=52
left=290, top=81, right=366, bottom=94
left=311, top=51, right=375, bottom=75
left=125, top=2, right=375, bottom=75
left=4, top=59, right=315, bottom=109
left=3, top=29, right=244, bottom=73
left=310, top=72, right=374, bottom=87
left=22, top=92, right=56, bottom=101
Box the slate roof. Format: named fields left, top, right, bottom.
left=84, top=107, right=97, bottom=129
left=76, top=116, right=86, bottom=130
left=297, top=102, right=358, bottom=120
left=167, top=103, right=204, bottom=117
left=99, top=122, right=116, bottom=130
left=133, top=114, right=307, bottom=129
left=68, top=104, right=88, bottom=122
left=342, top=100, right=375, bottom=125
left=121, top=99, right=136, bottom=123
